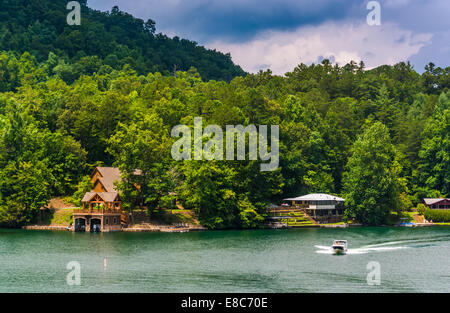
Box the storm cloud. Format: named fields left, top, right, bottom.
left=88, top=0, right=450, bottom=73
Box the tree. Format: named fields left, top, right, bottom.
left=342, top=122, right=405, bottom=225
left=107, top=113, right=173, bottom=213
left=238, top=195, right=264, bottom=228
left=144, top=19, right=156, bottom=34
left=178, top=161, right=238, bottom=229
left=418, top=92, right=450, bottom=196
left=416, top=203, right=426, bottom=216
left=0, top=161, right=51, bottom=227
left=70, top=175, right=93, bottom=207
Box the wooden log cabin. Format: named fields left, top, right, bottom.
left=73, top=167, right=123, bottom=232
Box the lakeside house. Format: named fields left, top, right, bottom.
left=423, top=198, right=450, bottom=210
left=283, top=193, right=345, bottom=223
left=73, top=167, right=124, bottom=232
left=71, top=167, right=203, bottom=233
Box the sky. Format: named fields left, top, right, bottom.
left=88, top=0, right=450, bottom=74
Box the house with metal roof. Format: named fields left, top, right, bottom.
left=283, top=193, right=345, bottom=223
left=423, top=198, right=450, bottom=210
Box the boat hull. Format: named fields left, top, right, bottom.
left=332, top=247, right=347, bottom=255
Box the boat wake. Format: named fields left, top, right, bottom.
left=315, top=242, right=408, bottom=255
left=315, top=234, right=450, bottom=255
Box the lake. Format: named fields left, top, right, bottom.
left=0, top=227, right=449, bottom=292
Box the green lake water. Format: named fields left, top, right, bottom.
left=0, top=227, right=449, bottom=293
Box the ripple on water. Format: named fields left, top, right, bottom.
left=0, top=227, right=449, bottom=292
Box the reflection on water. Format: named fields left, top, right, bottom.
left=0, top=227, right=449, bottom=292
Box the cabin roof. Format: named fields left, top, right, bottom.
left=284, top=193, right=345, bottom=202
left=92, top=167, right=122, bottom=192
left=424, top=198, right=450, bottom=205
left=81, top=192, right=96, bottom=202
left=82, top=192, right=120, bottom=203
left=91, top=167, right=142, bottom=193
left=80, top=167, right=142, bottom=204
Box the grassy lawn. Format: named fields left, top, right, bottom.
left=158, top=209, right=201, bottom=225
left=40, top=209, right=74, bottom=226
left=401, top=211, right=417, bottom=222
left=387, top=211, right=418, bottom=225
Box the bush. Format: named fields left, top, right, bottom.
left=416, top=203, right=427, bottom=216
left=424, top=209, right=450, bottom=222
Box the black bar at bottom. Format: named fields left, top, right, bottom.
left=0, top=293, right=443, bottom=312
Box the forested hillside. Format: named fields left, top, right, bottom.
left=0, top=1, right=448, bottom=228
left=0, top=51, right=448, bottom=227
left=0, top=0, right=245, bottom=82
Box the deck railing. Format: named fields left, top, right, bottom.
left=73, top=208, right=122, bottom=214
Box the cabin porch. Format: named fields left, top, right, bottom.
left=74, top=192, right=123, bottom=232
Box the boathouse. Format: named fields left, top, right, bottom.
left=423, top=198, right=450, bottom=210
left=283, top=193, right=345, bottom=223
left=73, top=167, right=123, bottom=232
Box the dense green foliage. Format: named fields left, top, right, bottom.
left=342, top=122, right=405, bottom=225
left=0, top=2, right=448, bottom=228
left=424, top=210, right=450, bottom=223
left=0, top=0, right=245, bottom=83
left=416, top=203, right=427, bottom=216
left=0, top=51, right=448, bottom=227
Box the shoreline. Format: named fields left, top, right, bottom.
left=21, top=224, right=209, bottom=233
left=18, top=222, right=448, bottom=233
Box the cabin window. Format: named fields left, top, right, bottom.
left=105, top=218, right=109, bottom=225
left=113, top=217, right=117, bottom=224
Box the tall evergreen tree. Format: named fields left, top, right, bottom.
left=342, top=122, right=405, bottom=225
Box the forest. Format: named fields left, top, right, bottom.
left=0, top=1, right=448, bottom=228
left=0, top=0, right=244, bottom=82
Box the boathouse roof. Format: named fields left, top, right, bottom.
left=81, top=192, right=120, bottom=203
left=284, top=193, right=345, bottom=202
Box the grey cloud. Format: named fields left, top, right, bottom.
left=87, top=0, right=449, bottom=71
left=88, top=0, right=364, bottom=42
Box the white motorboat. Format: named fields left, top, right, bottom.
left=332, top=240, right=348, bottom=255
